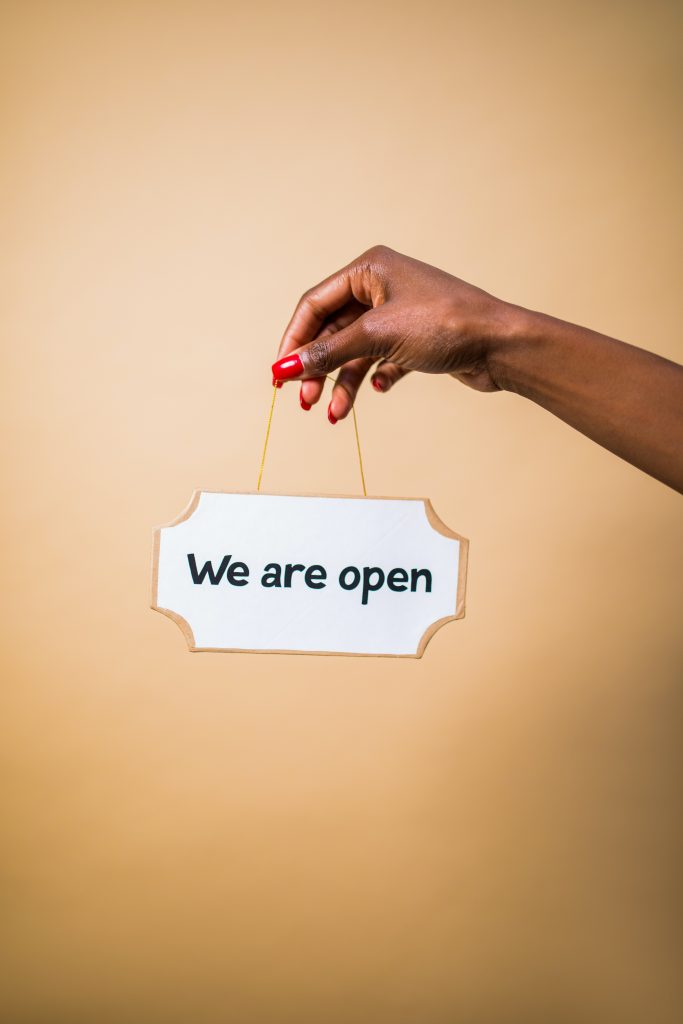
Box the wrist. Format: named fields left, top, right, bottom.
left=485, top=302, right=548, bottom=396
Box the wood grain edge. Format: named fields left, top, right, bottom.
left=150, top=491, right=202, bottom=649
left=413, top=524, right=469, bottom=657
left=153, top=607, right=197, bottom=650
left=422, top=497, right=469, bottom=620
left=159, top=489, right=202, bottom=528
left=195, top=489, right=440, bottom=503
left=150, top=490, right=201, bottom=610
left=414, top=614, right=458, bottom=658
left=455, top=535, right=469, bottom=620
left=187, top=645, right=422, bottom=658
left=150, top=526, right=161, bottom=610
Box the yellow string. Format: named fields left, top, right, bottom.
left=351, top=403, right=367, bottom=496
left=256, top=376, right=368, bottom=495
left=256, top=384, right=278, bottom=491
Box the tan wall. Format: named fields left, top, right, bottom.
left=1, top=1, right=681, bottom=1021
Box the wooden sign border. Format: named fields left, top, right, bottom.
left=150, top=490, right=469, bottom=659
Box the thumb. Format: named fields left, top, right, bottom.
left=272, top=314, right=384, bottom=382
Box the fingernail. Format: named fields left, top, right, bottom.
left=327, top=404, right=337, bottom=425
left=272, top=353, right=304, bottom=382
left=300, top=392, right=311, bottom=411
left=372, top=376, right=386, bottom=392
left=272, top=378, right=283, bottom=389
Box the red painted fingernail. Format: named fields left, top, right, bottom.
left=372, top=376, right=385, bottom=392
left=327, top=404, right=337, bottom=425
left=300, top=392, right=311, bottom=411
left=272, top=378, right=283, bottom=388
left=272, top=353, right=304, bottom=381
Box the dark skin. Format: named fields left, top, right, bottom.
left=274, top=245, right=683, bottom=494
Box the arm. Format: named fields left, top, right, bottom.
left=489, top=309, right=683, bottom=493
left=273, top=245, right=683, bottom=493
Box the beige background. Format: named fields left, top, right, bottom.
left=1, top=1, right=682, bottom=1021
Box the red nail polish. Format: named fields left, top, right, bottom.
left=372, top=376, right=385, bottom=392
left=300, top=393, right=311, bottom=411
left=272, top=353, right=304, bottom=382
left=272, top=378, right=283, bottom=388
left=327, top=404, right=337, bottom=425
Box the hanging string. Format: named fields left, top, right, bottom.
left=256, top=376, right=367, bottom=496
left=351, top=403, right=367, bottom=496
left=256, top=383, right=278, bottom=492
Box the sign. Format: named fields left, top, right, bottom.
left=151, top=492, right=468, bottom=658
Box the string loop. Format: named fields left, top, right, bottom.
left=256, top=377, right=367, bottom=496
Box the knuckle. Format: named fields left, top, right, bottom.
left=305, top=336, right=333, bottom=374
left=364, top=243, right=394, bottom=265
left=300, top=289, right=326, bottom=322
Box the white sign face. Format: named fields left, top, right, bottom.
left=151, top=492, right=468, bottom=658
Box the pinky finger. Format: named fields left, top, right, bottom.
left=371, top=360, right=410, bottom=393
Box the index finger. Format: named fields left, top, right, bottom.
left=277, top=265, right=357, bottom=359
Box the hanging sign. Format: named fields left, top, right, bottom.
left=151, top=491, right=468, bottom=658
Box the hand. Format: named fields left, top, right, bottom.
left=273, top=245, right=516, bottom=422
left=273, top=245, right=683, bottom=491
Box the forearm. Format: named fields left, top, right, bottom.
left=488, top=306, right=683, bottom=493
